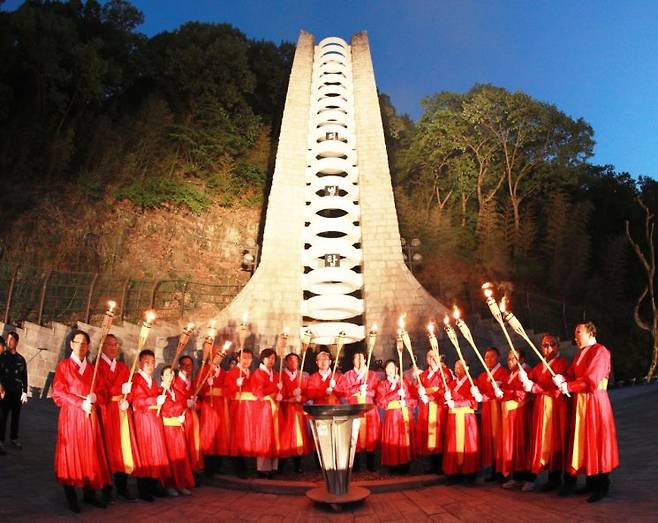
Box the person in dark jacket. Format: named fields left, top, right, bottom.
left=0, top=331, right=28, bottom=451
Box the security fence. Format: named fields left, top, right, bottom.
left=0, top=263, right=245, bottom=327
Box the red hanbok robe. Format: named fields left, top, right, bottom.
left=476, top=363, right=509, bottom=469
left=415, top=365, right=452, bottom=455
left=173, top=372, right=203, bottom=470
left=279, top=369, right=312, bottom=457
left=306, top=370, right=342, bottom=405
left=130, top=371, right=171, bottom=481
left=527, top=356, right=570, bottom=473
left=160, top=387, right=195, bottom=489
left=196, top=363, right=231, bottom=456
left=97, top=356, right=140, bottom=475
left=376, top=377, right=417, bottom=466
left=442, top=376, right=480, bottom=475
left=225, top=366, right=281, bottom=457
left=565, top=344, right=619, bottom=476
left=500, top=366, right=532, bottom=477
left=53, top=357, right=111, bottom=488
left=338, top=369, right=381, bottom=452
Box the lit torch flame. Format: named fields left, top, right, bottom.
left=186, top=322, right=195, bottom=331
left=145, top=310, right=156, bottom=324
left=482, top=282, right=494, bottom=299
left=241, top=311, right=248, bottom=324
left=452, top=305, right=461, bottom=321
left=107, top=300, right=117, bottom=313
left=222, top=341, right=232, bottom=351
left=500, top=296, right=508, bottom=313
left=398, top=313, right=407, bottom=331
left=443, top=314, right=450, bottom=326
left=427, top=322, right=435, bottom=335
left=370, top=324, right=378, bottom=334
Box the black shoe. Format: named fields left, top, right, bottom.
left=139, top=493, right=154, bottom=503
left=295, top=466, right=304, bottom=473
left=484, top=474, right=497, bottom=482
left=558, top=484, right=574, bottom=497
left=64, top=487, right=80, bottom=514
left=153, top=485, right=168, bottom=498
left=83, top=494, right=107, bottom=509
left=445, top=475, right=462, bottom=485
left=575, top=485, right=592, bottom=495
left=587, top=490, right=607, bottom=503
left=117, top=489, right=137, bottom=502
left=539, top=481, right=560, bottom=492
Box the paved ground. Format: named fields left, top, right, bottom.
left=1, top=385, right=657, bottom=522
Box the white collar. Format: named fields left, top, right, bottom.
left=178, top=371, right=190, bottom=388
left=387, top=375, right=399, bottom=389
left=101, top=353, right=117, bottom=372
left=457, top=375, right=468, bottom=388
left=138, top=369, right=152, bottom=388
left=575, top=345, right=594, bottom=365
left=353, top=367, right=366, bottom=381
left=318, top=369, right=331, bottom=381
left=259, top=363, right=273, bottom=381
left=167, top=388, right=176, bottom=401
left=70, top=353, right=87, bottom=375
left=285, top=369, right=297, bottom=380
left=427, top=365, right=440, bottom=379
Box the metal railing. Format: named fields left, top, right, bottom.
left=0, top=263, right=245, bottom=326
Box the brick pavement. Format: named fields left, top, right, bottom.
left=1, top=385, right=656, bottom=522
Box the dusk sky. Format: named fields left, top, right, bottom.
left=6, top=0, right=658, bottom=178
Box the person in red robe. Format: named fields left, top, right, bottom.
left=499, top=350, right=535, bottom=491
left=306, top=349, right=342, bottom=405
left=338, top=350, right=381, bottom=471
left=159, top=366, right=195, bottom=495
left=376, top=359, right=417, bottom=473
left=96, top=334, right=139, bottom=502
left=278, top=353, right=311, bottom=473
left=443, top=359, right=480, bottom=485
left=553, top=321, right=619, bottom=503
left=127, top=349, right=171, bottom=501
left=415, top=349, right=453, bottom=474
left=53, top=329, right=111, bottom=513
left=521, top=334, right=570, bottom=492
left=475, top=347, right=508, bottom=481
left=196, top=344, right=231, bottom=479
left=224, top=348, right=254, bottom=477
left=173, top=355, right=203, bottom=473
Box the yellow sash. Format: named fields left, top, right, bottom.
left=208, top=387, right=224, bottom=397
left=191, top=409, right=201, bottom=462
left=571, top=393, right=587, bottom=472
left=450, top=406, right=474, bottom=465
left=539, top=396, right=554, bottom=468
left=352, top=392, right=368, bottom=448
left=118, top=409, right=134, bottom=474
left=163, top=416, right=182, bottom=427
left=427, top=400, right=439, bottom=451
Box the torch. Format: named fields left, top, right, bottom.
left=427, top=322, right=450, bottom=398
left=87, top=300, right=117, bottom=414
left=453, top=306, right=503, bottom=398
left=331, top=331, right=346, bottom=382
left=123, top=310, right=157, bottom=401
left=398, top=314, right=421, bottom=383
left=238, top=311, right=248, bottom=387
left=194, top=340, right=232, bottom=397
left=481, top=283, right=524, bottom=373
left=442, top=314, right=477, bottom=391
left=278, top=328, right=288, bottom=385
left=365, top=324, right=378, bottom=372
left=396, top=331, right=406, bottom=395
left=157, top=322, right=195, bottom=416
left=298, top=328, right=313, bottom=388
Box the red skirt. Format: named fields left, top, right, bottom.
left=415, top=400, right=446, bottom=455
left=442, top=407, right=480, bottom=475
left=200, top=395, right=231, bottom=456
left=380, top=406, right=414, bottom=466
left=133, top=408, right=171, bottom=481
left=54, top=405, right=111, bottom=488
left=185, top=408, right=204, bottom=470
left=529, top=394, right=569, bottom=473
left=163, top=422, right=195, bottom=489
left=480, top=399, right=503, bottom=469
left=99, top=400, right=140, bottom=475
left=500, top=400, right=530, bottom=476
left=279, top=402, right=312, bottom=457
left=229, top=396, right=281, bottom=457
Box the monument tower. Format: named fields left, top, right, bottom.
left=212, top=32, right=446, bottom=356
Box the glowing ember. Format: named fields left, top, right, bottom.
left=481, top=282, right=494, bottom=299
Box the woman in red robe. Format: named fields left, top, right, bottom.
left=415, top=349, right=452, bottom=474
left=555, top=322, right=619, bottom=503
left=306, top=349, right=342, bottom=405
left=522, top=334, right=570, bottom=492
left=159, top=366, right=195, bottom=495
left=442, top=360, right=480, bottom=484
left=173, top=355, right=203, bottom=472
left=128, top=349, right=171, bottom=501
left=376, top=359, right=417, bottom=473
left=337, top=350, right=381, bottom=471
left=53, top=329, right=110, bottom=513
left=278, top=353, right=312, bottom=473
left=475, top=347, right=509, bottom=481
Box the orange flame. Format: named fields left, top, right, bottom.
left=241, top=311, right=248, bottom=324
left=452, top=305, right=461, bottom=320
left=107, top=300, right=117, bottom=313
left=443, top=314, right=450, bottom=326
left=500, top=296, right=508, bottom=313
left=186, top=322, right=195, bottom=331
left=481, top=282, right=494, bottom=299
left=145, top=310, right=156, bottom=324
left=370, top=324, right=378, bottom=334
left=398, top=313, right=407, bottom=330
left=427, top=322, right=435, bottom=334
left=222, top=341, right=232, bottom=351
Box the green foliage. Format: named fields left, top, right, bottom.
left=114, top=176, right=210, bottom=213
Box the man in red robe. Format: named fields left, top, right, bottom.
left=521, top=334, right=570, bottom=492
left=53, top=329, right=110, bottom=513
left=415, top=349, right=452, bottom=474
left=475, top=346, right=508, bottom=481
left=554, top=321, right=619, bottom=503
left=196, top=344, right=231, bottom=480
left=173, top=355, right=203, bottom=473
left=278, top=353, right=311, bottom=473
left=443, top=360, right=480, bottom=485
left=338, top=350, right=381, bottom=471
left=306, top=349, right=342, bottom=405
left=127, top=349, right=171, bottom=501
left=96, top=334, right=139, bottom=502
left=159, top=366, right=194, bottom=496
left=224, top=348, right=254, bottom=478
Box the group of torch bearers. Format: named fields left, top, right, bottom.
left=51, top=284, right=619, bottom=514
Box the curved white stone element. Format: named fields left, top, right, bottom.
left=303, top=38, right=364, bottom=339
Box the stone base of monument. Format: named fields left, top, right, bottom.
left=304, top=404, right=374, bottom=510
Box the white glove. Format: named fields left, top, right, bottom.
left=445, top=399, right=455, bottom=409
left=399, top=399, right=407, bottom=408
left=20, top=392, right=28, bottom=404
left=518, top=368, right=528, bottom=382
left=236, top=377, right=244, bottom=387
left=420, top=394, right=429, bottom=404
left=494, top=387, right=504, bottom=399
left=186, top=398, right=195, bottom=409
left=121, top=382, right=132, bottom=395
left=470, top=386, right=483, bottom=403
left=293, top=387, right=302, bottom=396
left=398, top=387, right=406, bottom=398
left=325, top=387, right=333, bottom=394
left=359, top=384, right=368, bottom=394
left=156, top=394, right=166, bottom=407
left=329, top=379, right=336, bottom=389
left=119, top=399, right=129, bottom=411
left=87, top=392, right=97, bottom=404
left=552, top=374, right=565, bottom=387
left=417, top=385, right=427, bottom=396
left=207, top=376, right=214, bottom=387
left=277, top=382, right=283, bottom=391
left=559, top=382, right=569, bottom=395
left=178, top=413, right=186, bottom=425
left=82, top=398, right=93, bottom=414
left=276, top=393, right=283, bottom=401
left=444, top=390, right=452, bottom=402
left=523, top=380, right=535, bottom=393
